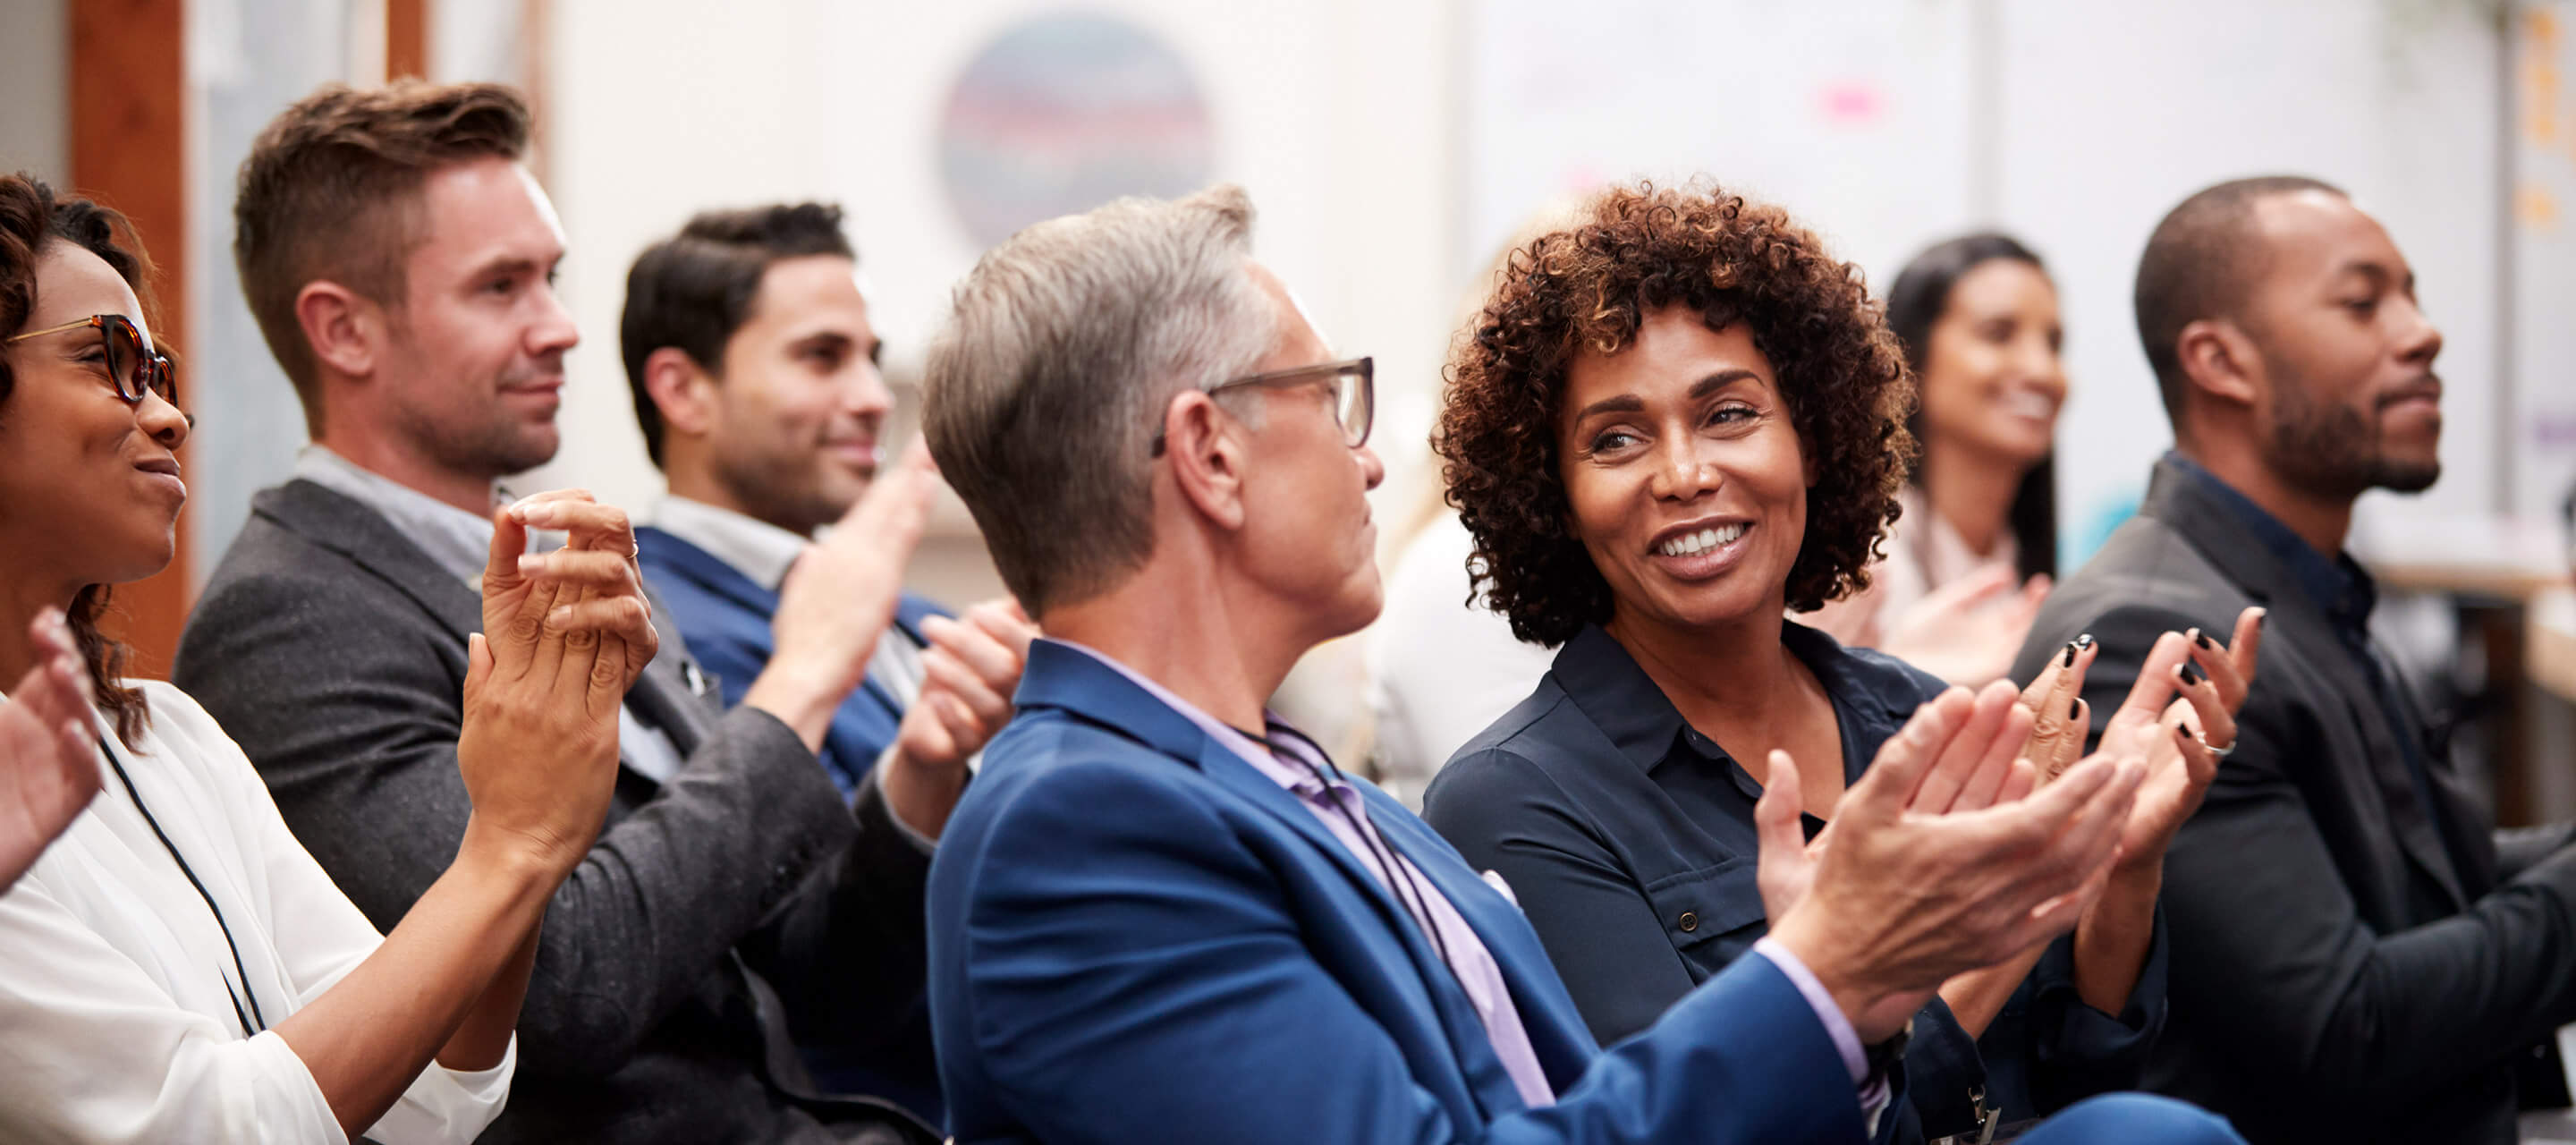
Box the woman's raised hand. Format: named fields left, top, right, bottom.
left=2050, top=606, right=2266, bottom=873
left=0, top=610, right=101, bottom=891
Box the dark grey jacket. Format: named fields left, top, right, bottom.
left=2011, top=455, right=2576, bottom=1145
left=174, top=479, right=936, bottom=1145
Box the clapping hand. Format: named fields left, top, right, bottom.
left=456, top=491, right=659, bottom=876
left=750, top=446, right=941, bottom=751
left=1757, top=684, right=2144, bottom=1042
left=882, top=598, right=1038, bottom=838
left=2020, top=607, right=2264, bottom=873
left=0, top=609, right=102, bottom=892
left=1876, top=566, right=2054, bottom=687
left=894, top=598, right=1037, bottom=773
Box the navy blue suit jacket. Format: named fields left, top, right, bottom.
left=636, top=525, right=948, bottom=795
left=927, top=640, right=1885, bottom=1144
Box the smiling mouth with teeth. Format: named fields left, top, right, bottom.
left=1654, top=522, right=1749, bottom=557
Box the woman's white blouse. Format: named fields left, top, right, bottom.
left=0, top=681, right=512, bottom=1144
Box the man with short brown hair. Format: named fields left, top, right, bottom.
left=179, top=80, right=964, bottom=1145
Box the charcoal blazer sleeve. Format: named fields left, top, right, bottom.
left=2026, top=600, right=2576, bottom=1109
left=172, top=537, right=913, bottom=1081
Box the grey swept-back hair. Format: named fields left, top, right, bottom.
left=923, top=184, right=1277, bottom=615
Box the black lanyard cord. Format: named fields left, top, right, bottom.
left=97, top=737, right=268, bottom=1037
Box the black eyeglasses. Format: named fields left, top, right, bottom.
left=6, top=313, right=178, bottom=406
left=1151, top=356, right=1375, bottom=456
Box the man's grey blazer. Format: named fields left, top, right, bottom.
left=2010, top=455, right=2576, bottom=1145
left=174, top=479, right=936, bottom=1145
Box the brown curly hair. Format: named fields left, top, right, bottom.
left=0, top=173, right=158, bottom=749
left=1435, top=182, right=1915, bottom=647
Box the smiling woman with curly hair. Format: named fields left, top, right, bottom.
left=1439, top=183, right=1913, bottom=643
left=1420, top=182, right=2225, bottom=1143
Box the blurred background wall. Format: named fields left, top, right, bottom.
left=2, top=0, right=2572, bottom=804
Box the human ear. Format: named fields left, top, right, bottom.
left=643, top=346, right=720, bottom=437
left=1163, top=391, right=1249, bottom=531
left=2175, top=319, right=2260, bottom=407
left=294, top=281, right=380, bottom=378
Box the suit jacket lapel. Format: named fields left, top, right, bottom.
left=1017, top=644, right=1529, bottom=1113
left=2140, top=461, right=2470, bottom=907
left=1184, top=739, right=1531, bottom=1116
left=256, top=480, right=486, bottom=642
left=1367, top=790, right=1602, bottom=1078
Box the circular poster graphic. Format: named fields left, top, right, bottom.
left=937, top=13, right=1218, bottom=249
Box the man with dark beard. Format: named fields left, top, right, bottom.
left=2012, top=176, right=2576, bottom=1145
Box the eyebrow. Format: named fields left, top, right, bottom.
left=467, top=254, right=546, bottom=283
left=786, top=329, right=885, bottom=361
left=1568, top=369, right=1759, bottom=424
left=2334, top=260, right=2415, bottom=293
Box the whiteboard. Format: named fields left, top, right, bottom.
left=1466, top=0, right=2519, bottom=567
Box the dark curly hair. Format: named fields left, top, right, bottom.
left=0, top=173, right=159, bottom=749
left=1435, top=182, right=1915, bottom=647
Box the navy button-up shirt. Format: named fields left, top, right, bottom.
left=1423, top=620, right=2166, bottom=1142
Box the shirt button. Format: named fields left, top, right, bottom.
left=1678, top=912, right=1699, bottom=932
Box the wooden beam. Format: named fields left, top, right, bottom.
left=388, top=0, right=429, bottom=80
left=70, top=0, right=191, bottom=679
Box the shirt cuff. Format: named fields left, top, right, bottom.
left=866, top=747, right=940, bottom=855
left=1751, top=936, right=1869, bottom=1085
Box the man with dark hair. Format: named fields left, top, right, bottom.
left=2014, top=175, right=2576, bottom=1143
left=620, top=204, right=1032, bottom=1115
left=178, top=81, right=965, bottom=1144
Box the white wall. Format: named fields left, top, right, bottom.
left=1464, top=0, right=2521, bottom=568
left=541, top=0, right=1463, bottom=603
left=0, top=0, right=67, bottom=182
left=184, top=0, right=381, bottom=582
left=2515, top=1, right=2576, bottom=525
left=1997, top=0, right=2508, bottom=559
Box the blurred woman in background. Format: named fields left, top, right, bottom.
left=1809, top=233, right=2065, bottom=685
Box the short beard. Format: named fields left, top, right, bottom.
left=2267, top=370, right=2439, bottom=500
left=711, top=448, right=853, bottom=538
left=394, top=403, right=558, bottom=482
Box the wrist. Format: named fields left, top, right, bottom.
left=455, top=815, right=580, bottom=895
left=742, top=655, right=848, bottom=751
left=2081, top=863, right=2162, bottom=933
left=2107, top=849, right=2167, bottom=889
left=1767, top=906, right=1912, bottom=1045
left=877, top=746, right=967, bottom=839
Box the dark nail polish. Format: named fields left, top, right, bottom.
left=2193, top=631, right=2214, bottom=649
left=2069, top=698, right=2080, bottom=720
left=2180, top=664, right=2204, bottom=687
left=2180, top=724, right=2196, bottom=740
left=2062, top=641, right=2077, bottom=667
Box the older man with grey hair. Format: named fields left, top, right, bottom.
left=915, top=184, right=2241, bottom=1145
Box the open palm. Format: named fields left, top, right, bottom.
left=0, top=611, right=104, bottom=891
